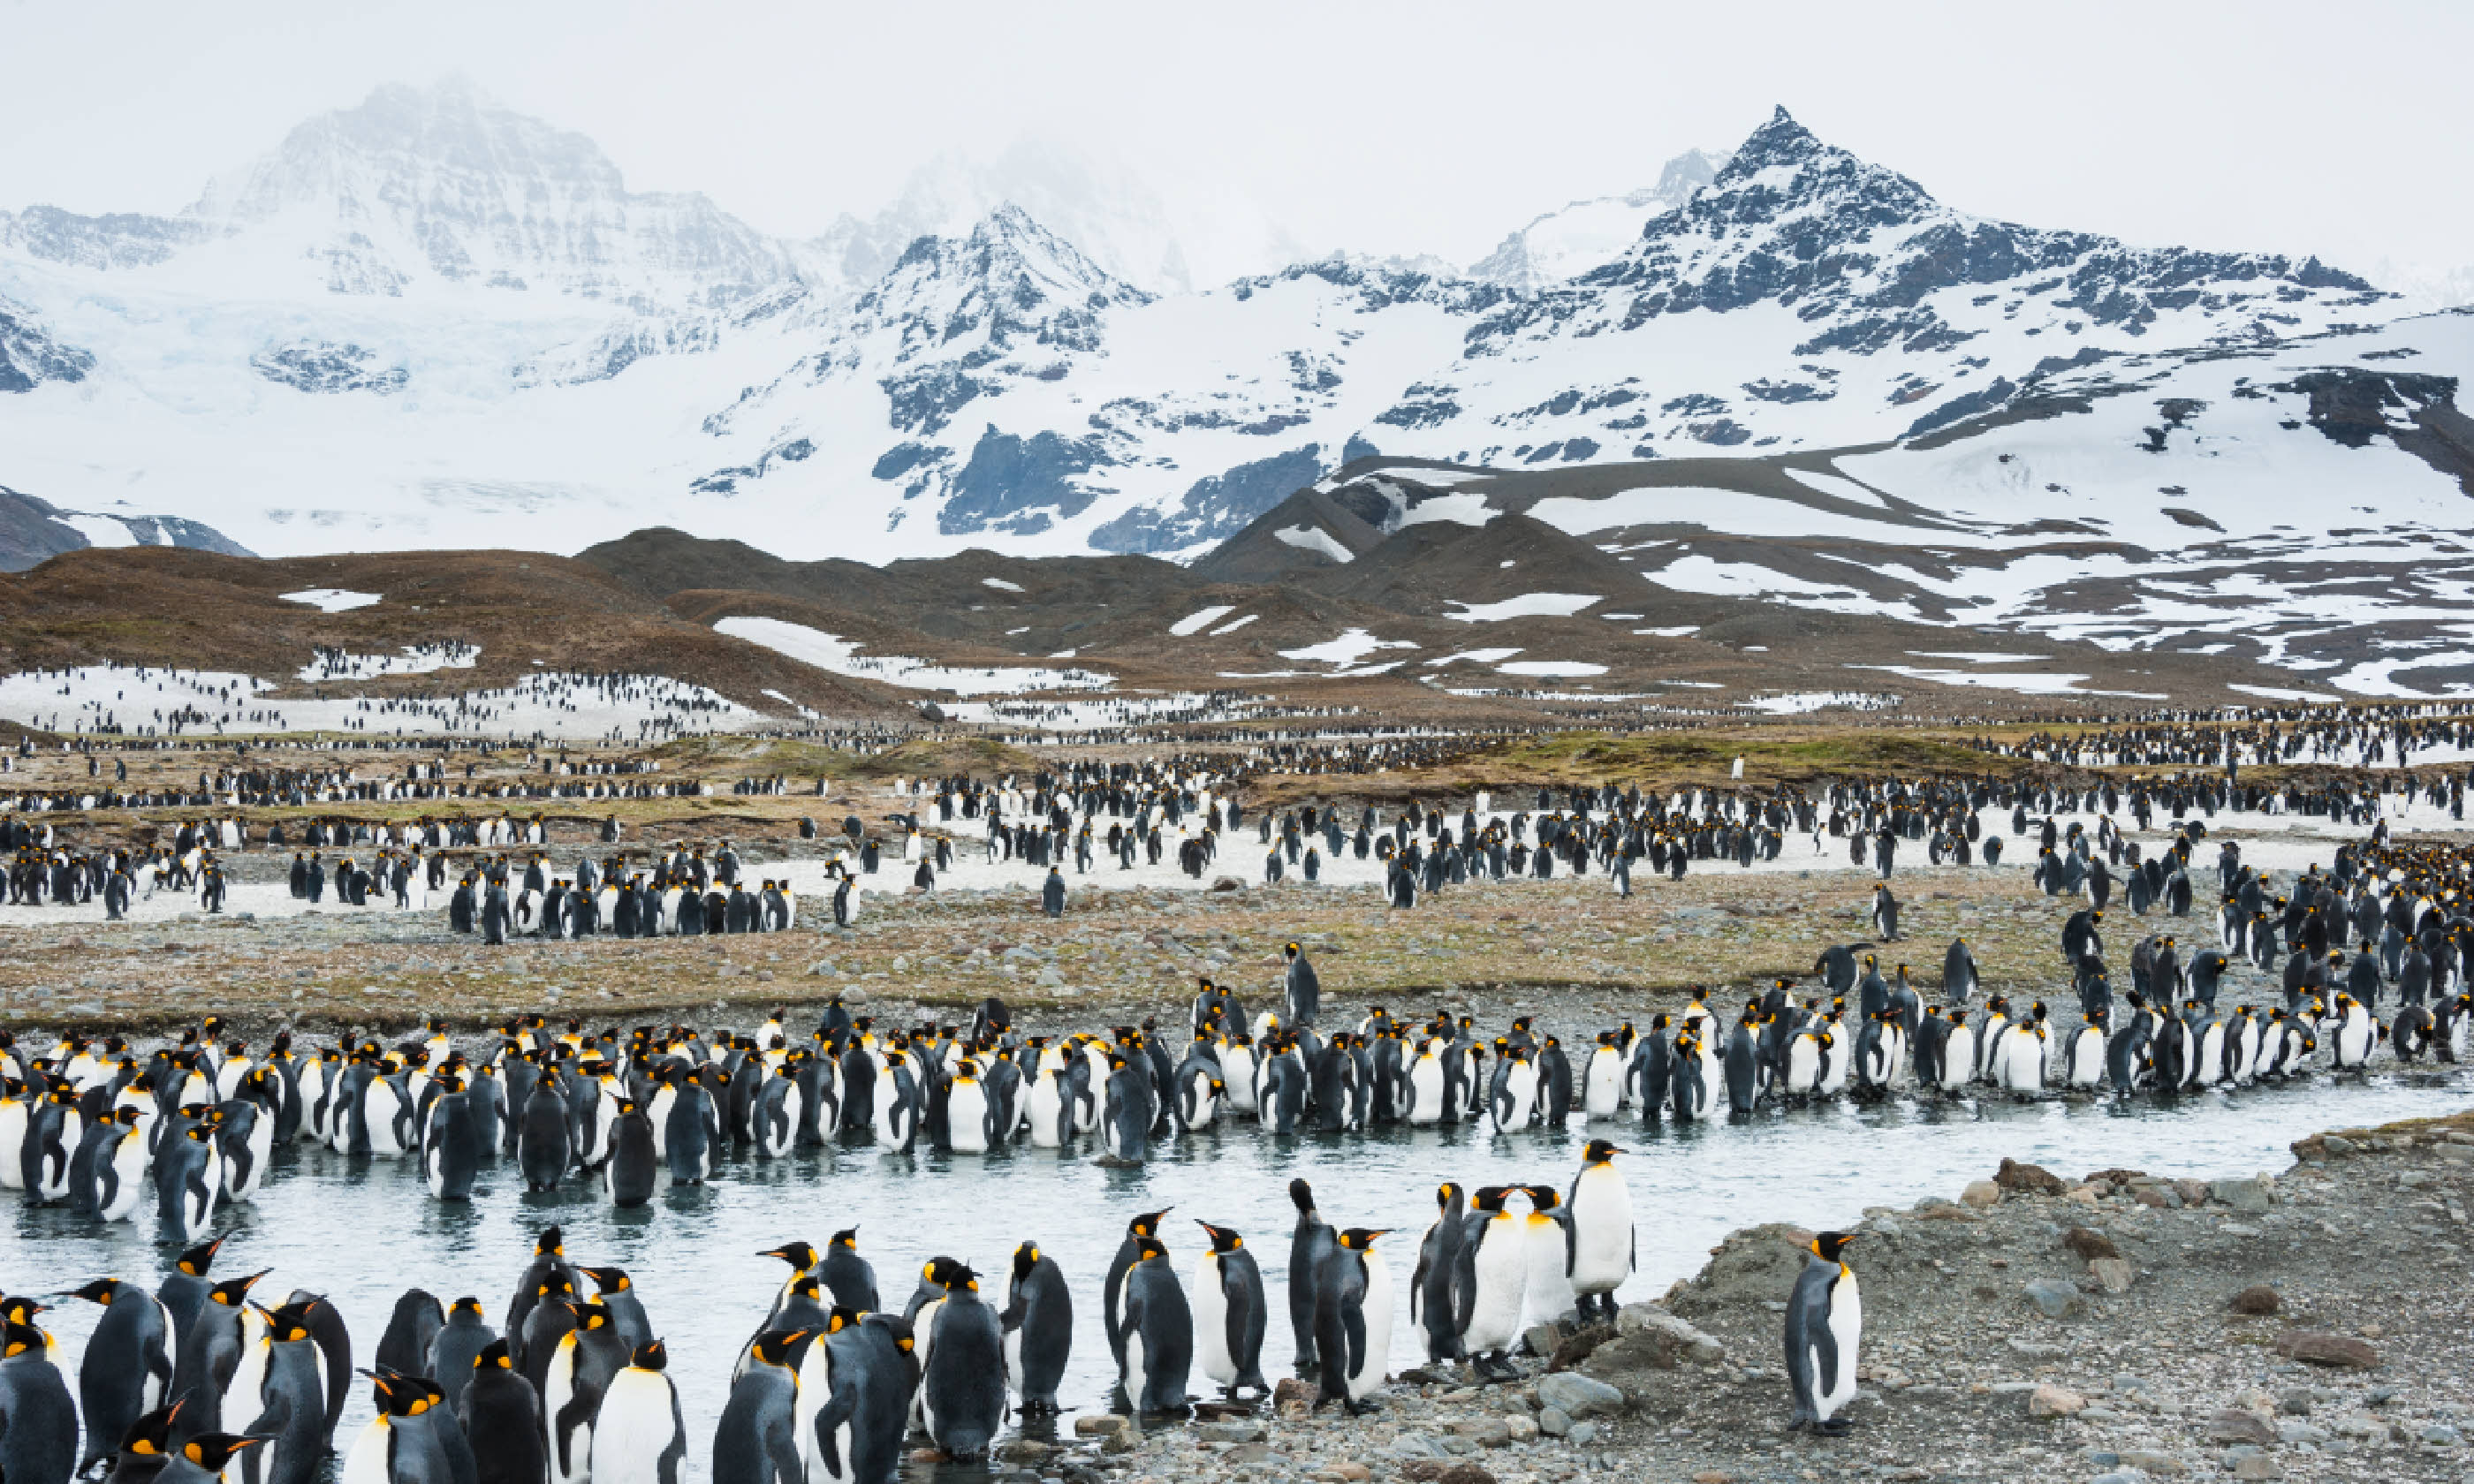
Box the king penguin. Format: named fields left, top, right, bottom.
left=1566, top=1140, right=1635, bottom=1324
left=1190, top=1222, right=1270, bottom=1398
left=458, top=1340, right=544, bottom=1484
left=1784, top=1231, right=1863, bottom=1435
left=1452, top=1186, right=1528, bottom=1382
left=711, top=1329, right=806, bottom=1484
left=1116, top=1238, right=1194, bottom=1418
left=68, top=1277, right=174, bottom=1476
left=998, top=1242, right=1072, bottom=1417
left=913, top=1260, right=1006, bottom=1462
left=1310, top=1229, right=1393, bottom=1414
left=1409, top=1182, right=1467, bottom=1362
left=588, top=1342, right=687, bottom=1484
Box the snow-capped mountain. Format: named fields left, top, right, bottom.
left=1467, top=148, right=1728, bottom=290
left=800, top=140, right=1301, bottom=297
left=0, top=84, right=2449, bottom=646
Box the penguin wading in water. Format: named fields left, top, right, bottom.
left=999, top=1242, right=1073, bottom=1417
left=912, top=1259, right=1006, bottom=1462
left=711, top=1329, right=807, bottom=1484
left=1311, top=1229, right=1393, bottom=1415
left=1191, top=1222, right=1270, bottom=1398
left=0, top=1318, right=79, bottom=1484
left=589, top=1342, right=687, bottom=1484
left=1116, top=1237, right=1193, bottom=1418
left=1409, top=1183, right=1468, bottom=1363
left=1784, top=1231, right=1863, bottom=1435
left=459, top=1340, right=545, bottom=1484
left=69, top=1277, right=175, bottom=1477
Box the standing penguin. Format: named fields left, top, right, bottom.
left=428, top=1299, right=497, bottom=1415
left=69, top=1278, right=175, bottom=1476
left=1784, top=1231, right=1863, bottom=1435
left=1941, top=937, right=1978, bottom=1003
left=589, top=1342, right=687, bottom=1484
left=710, top=1329, right=806, bottom=1484
left=998, top=1242, right=1072, bottom=1417
left=1311, top=1230, right=1393, bottom=1414
left=1102, top=1209, right=1172, bottom=1375
left=518, top=1073, right=572, bottom=1193
left=602, top=1101, right=658, bottom=1208
left=544, top=1302, right=629, bottom=1484
left=1283, top=943, right=1321, bottom=1026
left=1452, top=1186, right=1528, bottom=1382
left=457, top=1340, right=544, bottom=1484
left=1285, top=1180, right=1336, bottom=1377
left=237, top=1302, right=330, bottom=1484
left=913, top=1260, right=1006, bottom=1462
left=157, top=1238, right=227, bottom=1357
left=0, top=1319, right=77, bottom=1484
left=1116, top=1238, right=1193, bottom=1418
left=1409, top=1182, right=1468, bottom=1363
left=1190, top=1223, right=1270, bottom=1398
left=1566, top=1140, right=1635, bottom=1325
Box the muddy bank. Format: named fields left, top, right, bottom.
left=1080, top=1110, right=2474, bottom=1484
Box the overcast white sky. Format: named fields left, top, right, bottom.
left=2, top=0, right=2469, bottom=280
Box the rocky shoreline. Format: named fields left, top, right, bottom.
left=1052, top=1109, right=2474, bottom=1484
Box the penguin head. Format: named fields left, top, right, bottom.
left=567, top=1300, right=612, bottom=1331
left=1582, top=1140, right=1624, bottom=1166
left=761, top=1241, right=819, bottom=1271
left=209, top=1271, right=269, bottom=1307
left=831, top=1227, right=861, bottom=1252
left=1196, top=1221, right=1244, bottom=1254
left=1810, top=1230, right=1858, bottom=1265
left=178, top=1434, right=266, bottom=1473
left=1130, top=1237, right=1168, bottom=1264
left=71, top=1277, right=121, bottom=1306
left=450, top=1297, right=487, bottom=1321
left=1336, top=1228, right=1390, bottom=1251
left=1469, top=1185, right=1512, bottom=1215
left=174, top=1237, right=224, bottom=1277
left=267, top=1302, right=319, bottom=1344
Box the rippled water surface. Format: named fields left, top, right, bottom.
left=11, top=1066, right=2470, bottom=1478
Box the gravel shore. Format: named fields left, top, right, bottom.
left=1064, top=1109, right=2474, bottom=1484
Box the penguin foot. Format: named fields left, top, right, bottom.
left=1346, top=1398, right=1381, bottom=1417
left=1815, top=1419, right=1855, bottom=1436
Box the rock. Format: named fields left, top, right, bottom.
left=2028, top=1384, right=2087, bottom=1419
left=2116, top=1450, right=2189, bottom=1474
left=2211, top=1177, right=2273, bottom=1213
left=1690, top=1473, right=1735, bottom=1484
left=1435, top=1467, right=1497, bottom=1484
left=2320, top=1134, right=2358, bottom=1155
left=2007, top=1338, right=2068, bottom=1359
left=2089, top=1473, right=2150, bottom=1484
left=1074, top=1415, right=1131, bottom=1437
left=1503, top=1416, right=1538, bottom=1443
left=997, top=1439, right=1056, bottom=1464
left=1544, top=1324, right=1614, bottom=1372
left=1535, top=1372, right=1627, bottom=1420
left=2231, top=1457, right=2281, bottom=1480
left=2023, top=1278, right=2085, bottom=1318
left=1537, top=1406, right=1571, bottom=1437
left=1272, top=1377, right=1315, bottom=1410
left=1962, top=1179, right=2003, bottom=1208
left=2421, top=1424, right=2462, bottom=1446
left=2277, top=1390, right=2312, bottom=1416
left=2088, top=1258, right=2136, bottom=1294
left=2064, top=1227, right=2121, bottom=1261
left=2206, top=1409, right=2277, bottom=1445
left=2273, top=1331, right=2381, bottom=1368
left=1521, top=1321, right=1567, bottom=1359
left=1100, top=1431, right=1139, bottom=1456
left=1567, top=1421, right=1598, bottom=1446
left=2275, top=1420, right=2329, bottom=1445
left=2228, top=1285, right=2280, bottom=1315
left=1997, top=1157, right=2067, bottom=1195
left=1197, top=1422, right=1265, bottom=1444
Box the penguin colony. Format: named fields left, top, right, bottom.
left=0, top=1148, right=1639, bottom=1484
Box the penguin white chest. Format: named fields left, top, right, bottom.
left=1568, top=1168, right=1634, bottom=1291
left=1813, top=1269, right=1863, bottom=1420
left=947, top=1082, right=990, bottom=1154
left=1191, top=1254, right=1235, bottom=1384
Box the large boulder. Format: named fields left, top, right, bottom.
left=1580, top=1306, right=1727, bottom=1377
left=1666, top=1223, right=1810, bottom=1321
